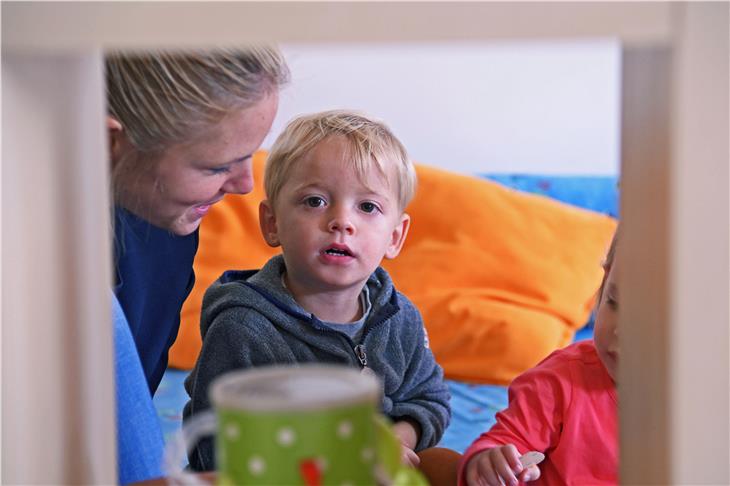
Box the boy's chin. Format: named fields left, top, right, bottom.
left=314, top=274, right=372, bottom=292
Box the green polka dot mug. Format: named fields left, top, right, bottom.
left=165, top=364, right=427, bottom=486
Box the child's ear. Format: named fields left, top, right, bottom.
left=259, top=200, right=281, bottom=247
left=384, top=213, right=411, bottom=260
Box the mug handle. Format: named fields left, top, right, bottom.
left=164, top=410, right=428, bottom=486
left=374, top=415, right=429, bottom=486
left=163, top=410, right=217, bottom=486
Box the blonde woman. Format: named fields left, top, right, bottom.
left=107, top=48, right=289, bottom=484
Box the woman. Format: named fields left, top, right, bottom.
left=106, top=47, right=289, bottom=484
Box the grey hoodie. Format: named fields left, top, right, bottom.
left=183, top=255, right=451, bottom=471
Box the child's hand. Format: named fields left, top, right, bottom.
left=401, top=444, right=421, bottom=467
left=465, top=445, right=541, bottom=486
left=392, top=419, right=421, bottom=467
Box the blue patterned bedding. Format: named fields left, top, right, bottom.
left=155, top=371, right=510, bottom=454
left=155, top=327, right=597, bottom=453
left=154, top=174, right=618, bottom=455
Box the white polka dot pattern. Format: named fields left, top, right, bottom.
left=248, top=455, right=265, bottom=476
left=361, top=447, right=374, bottom=463
left=224, top=423, right=239, bottom=439
left=337, top=420, right=353, bottom=439
left=276, top=427, right=296, bottom=446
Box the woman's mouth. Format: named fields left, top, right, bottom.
left=192, top=198, right=222, bottom=218
left=193, top=204, right=211, bottom=217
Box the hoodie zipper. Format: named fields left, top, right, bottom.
left=354, top=344, right=368, bottom=368
left=352, top=297, right=399, bottom=370
left=242, top=279, right=399, bottom=371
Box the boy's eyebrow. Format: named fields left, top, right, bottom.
left=289, top=180, right=393, bottom=201
left=291, top=182, right=323, bottom=192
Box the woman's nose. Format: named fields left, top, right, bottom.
left=222, top=162, right=254, bottom=195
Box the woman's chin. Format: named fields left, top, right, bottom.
left=168, top=215, right=202, bottom=236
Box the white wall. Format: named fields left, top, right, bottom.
left=263, top=40, right=621, bottom=176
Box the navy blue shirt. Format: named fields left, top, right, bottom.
left=114, top=207, right=198, bottom=394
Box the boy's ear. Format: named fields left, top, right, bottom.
left=259, top=200, right=281, bottom=247
left=384, top=213, right=411, bottom=260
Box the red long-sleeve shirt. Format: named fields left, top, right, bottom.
left=459, top=341, right=617, bottom=485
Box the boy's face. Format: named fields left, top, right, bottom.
left=259, top=135, right=410, bottom=296
left=593, top=260, right=619, bottom=381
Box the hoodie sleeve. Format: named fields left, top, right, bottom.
left=183, top=305, right=293, bottom=471
left=386, top=298, right=451, bottom=451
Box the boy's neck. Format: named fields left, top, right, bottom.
left=282, top=273, right=365, bottom=323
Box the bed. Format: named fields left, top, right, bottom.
left=154, top=162, right=618, bottom=458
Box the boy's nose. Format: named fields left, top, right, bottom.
left=328, top=215, right=355, bottom=235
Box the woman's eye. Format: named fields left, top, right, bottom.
left=304, top=196, right=325, bottom=208
left=208, top=166, right=231, bottom=175
left=360, top=202, right=379, bottom=213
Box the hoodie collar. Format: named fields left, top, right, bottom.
left=245, top=254, right=394, bottom=315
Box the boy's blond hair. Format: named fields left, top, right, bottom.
left=265, top=110, right=417, bottom=211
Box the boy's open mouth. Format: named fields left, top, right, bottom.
left=323, top=244, right=353, bottom=257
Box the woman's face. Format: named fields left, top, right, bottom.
left=113, top=92, right=278, bottom=235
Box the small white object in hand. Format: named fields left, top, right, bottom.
left=519, top=451, right=545, bottom=469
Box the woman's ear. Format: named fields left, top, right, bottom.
left=107, top=117, right=123, bottom=131
left=259, top=200, right=281, bottom=247
left=384, top=213, right=411, bottom=260
left=107, top=116, right=126, bottom=166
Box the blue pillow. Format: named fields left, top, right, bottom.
left=482, top=174, right=619, bottom=218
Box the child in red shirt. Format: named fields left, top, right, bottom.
left=459, top=231, right=619, bottom=486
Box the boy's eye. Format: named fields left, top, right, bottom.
left=304, top=196, right=325, bottom=208
left=359, top=202, right=379, bottom=213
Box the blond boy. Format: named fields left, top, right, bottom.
left=184, top=110, right=451, bottom=471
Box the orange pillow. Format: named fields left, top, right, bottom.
left=170, top=155, right=616, bottom=385
left=381, top=164, right=616, bottom=384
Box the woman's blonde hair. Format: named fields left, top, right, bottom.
left=265, top=110, right=417, bottom=211
left=106, top=46, right=289, bottom=153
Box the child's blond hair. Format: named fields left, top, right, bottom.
left=265, top=110, right=417, bottom=211
left=598, top=227, right=619, bottom=301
